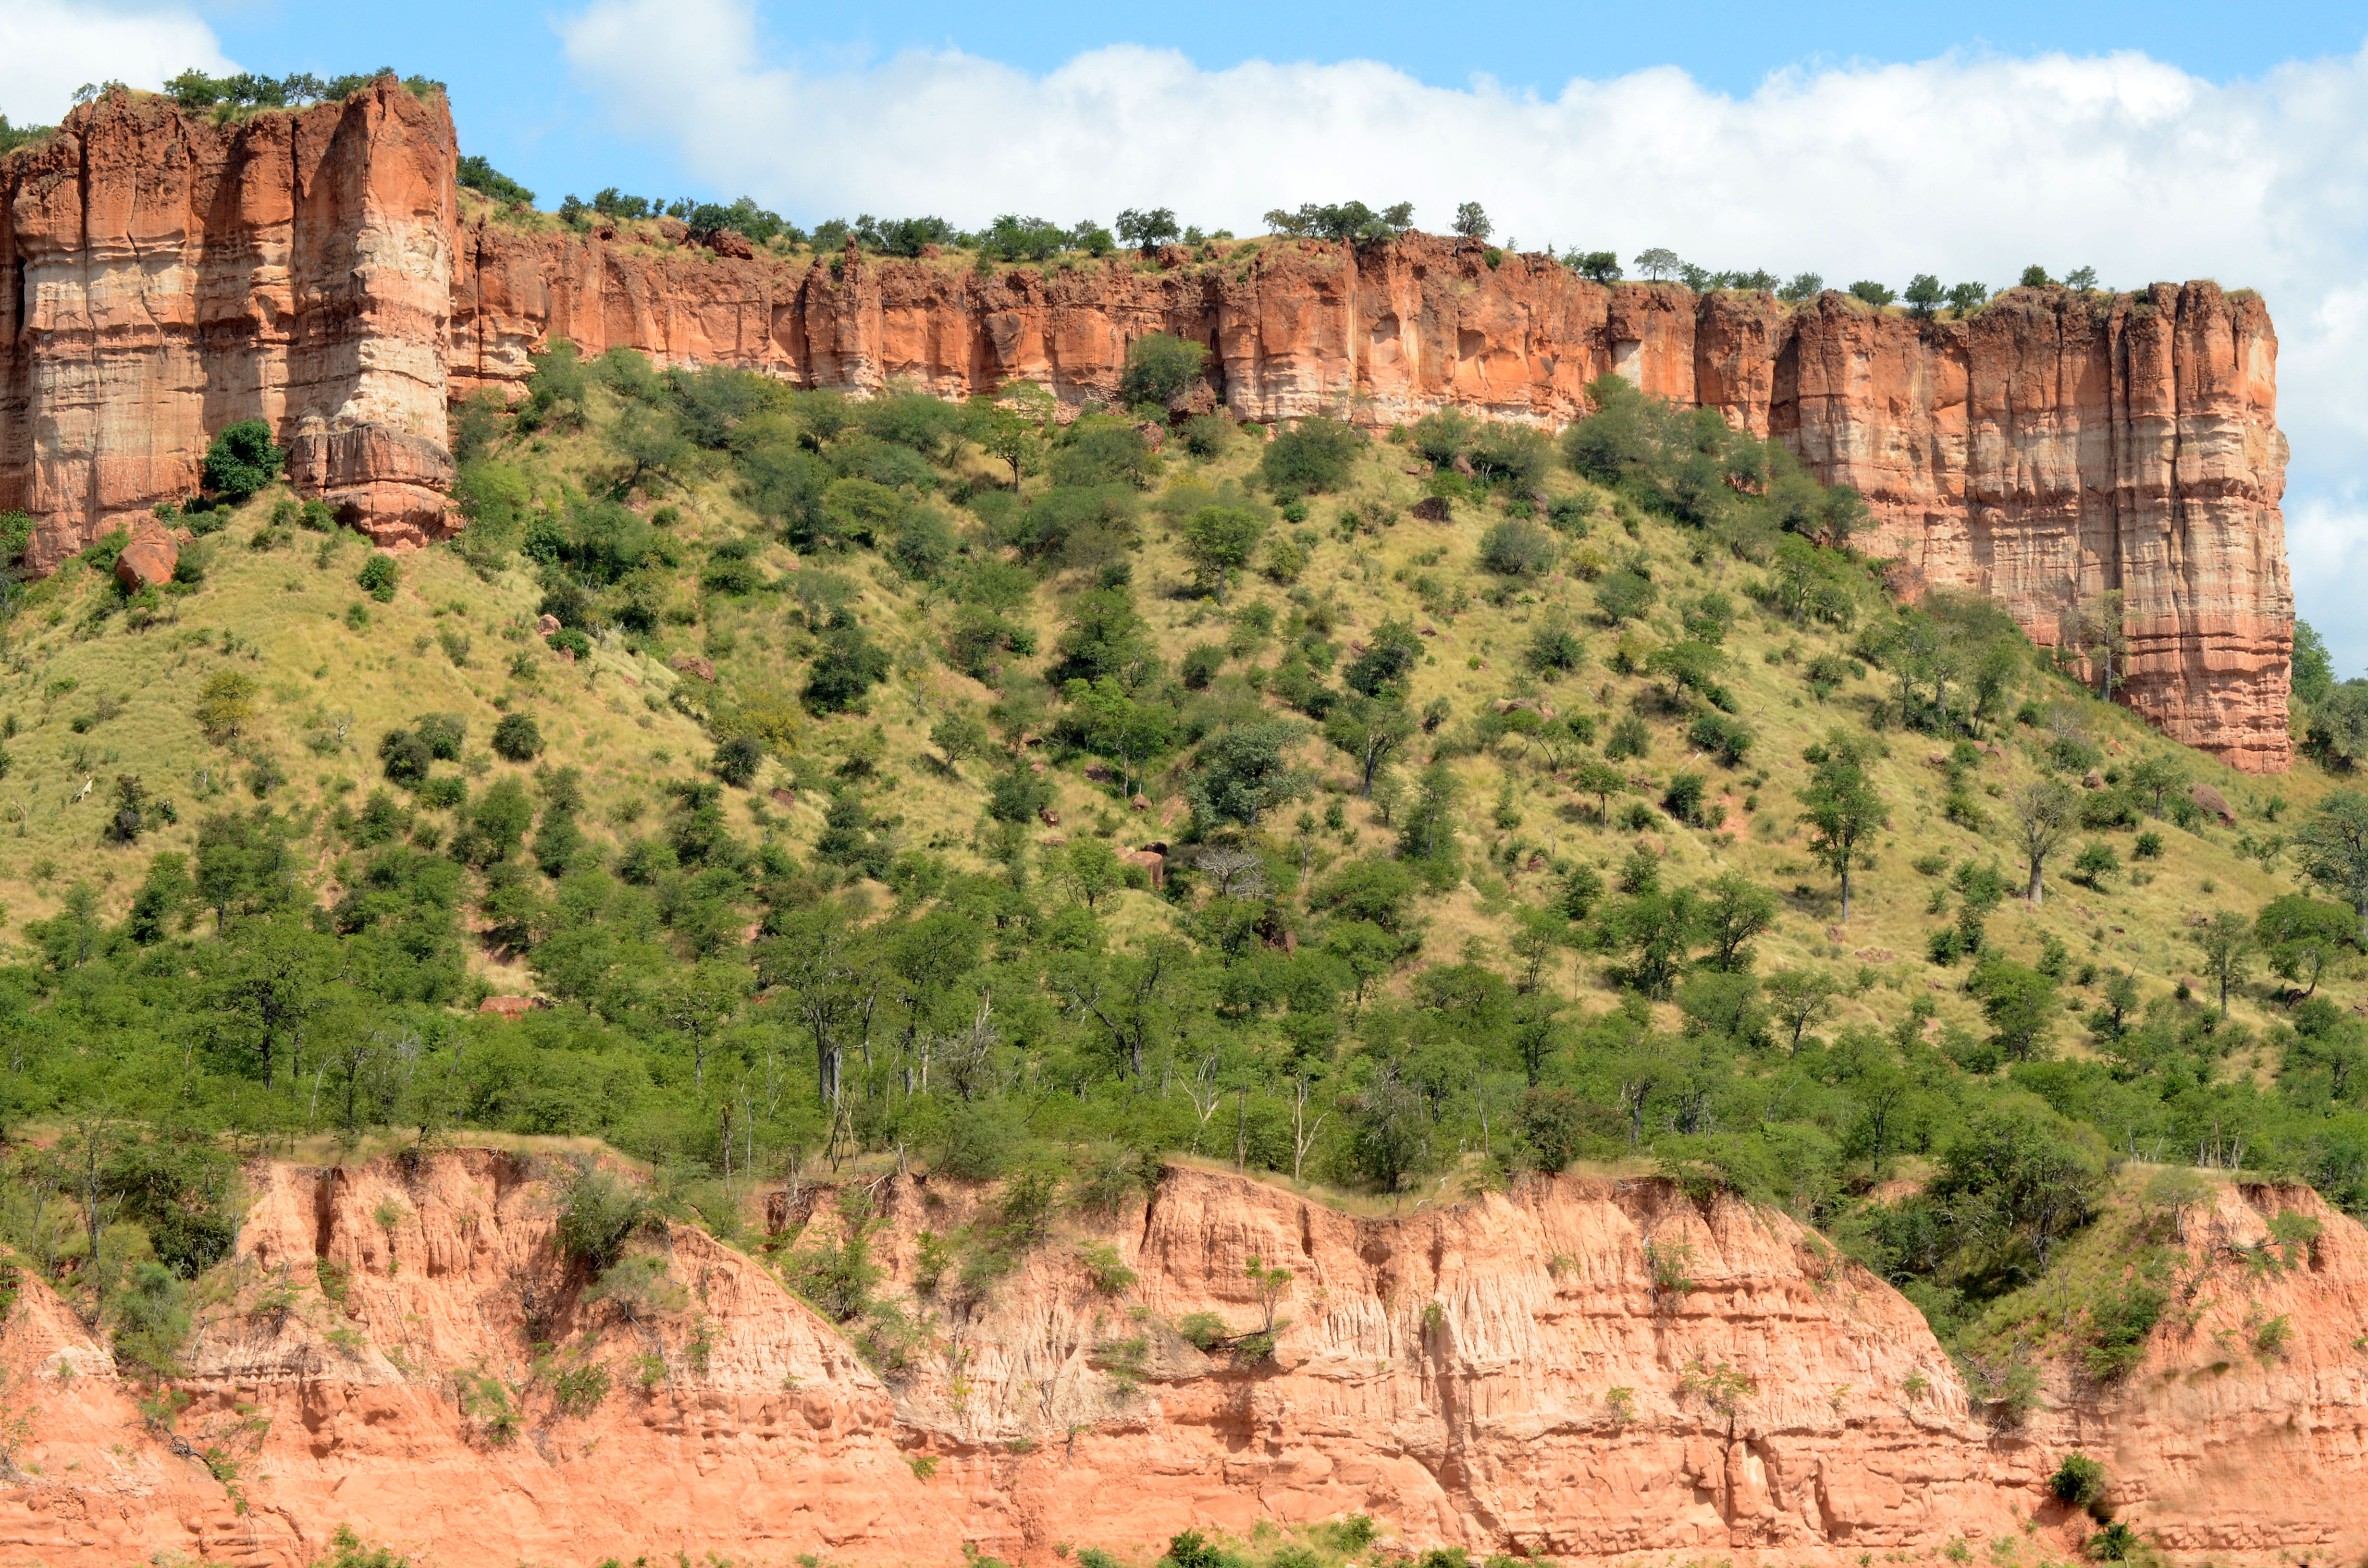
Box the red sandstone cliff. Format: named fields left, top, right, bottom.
left=0, top=80, right=456, bottom=573
left=1, top=93, right=2291, bottom=769
left=0, top=1152, right=2357, bottom=1567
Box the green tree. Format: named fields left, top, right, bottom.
left=1797, top=731, right=1887, bottom=920
left=1970, top=957, right=2058, bottom=1061
left=1571, top=758, right=1628, bottom=827
left=492, top=711, right=544, bottom=762
left=2014, top=779, right=2079, bottom=905
left=2296, top=792, right=2368, bottom=946
left=1451, top=203, right=1492, bottom=240
left=656, top=959, right=752, bottom=1090
left=2257, top=894, right=2356, bottom=1000
left=1261, top=418, right=1360, bottom=494
left=357, top=553, right=399, bottom=602
left=1180, top=505, right=1266, bottom=602
left=1060, top=839, right=1126, bottom=910
left=1632, top=247, right=1681, bottom=281
left=2189, top=910, right=2254, bottom=1020
left=1764, top=970, right=1842, bottom=1054
left=2294, top=620, right=2336, bottom=707
left=1190, top=721, right=1311, bottom=830
left=1323, top=696, right=1415, bottom=798
left=1903, top=274, right=1944, bottom=317
left=1697, top=873, right=1778, bottom=972
left=1119, top=332, right=1209, bottom=409
left=963, top=397, right=1040, bottom=489
left=202, top=420, right=283, bottom=502
left=1593, top=568, right=1658, bottom=625
left=2126, top=755, right=2184, bottom=818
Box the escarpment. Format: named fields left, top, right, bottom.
left=0, top=1153, right=2362, bottom=1567
left=0, top=80, right=456, bottom=575
left=3, top=91, right=2291, bottom=769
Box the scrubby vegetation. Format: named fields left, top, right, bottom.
left=0, top=320, right=2353, bottom=1414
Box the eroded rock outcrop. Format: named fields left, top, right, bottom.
left=2, top=91, right=2291, bottom=767
left=0, top=79, right=456, bottom=570
left=0, top=1154, right=2361, bottom=1567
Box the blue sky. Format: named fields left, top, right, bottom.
left=8, top=2, right=2368, bottom=679
left=170, top=3, right=2368, bottom=220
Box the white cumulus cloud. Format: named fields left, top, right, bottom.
left=572, top=0, right=2368, bottom=672
left=0, top=0, right=233, bottom=126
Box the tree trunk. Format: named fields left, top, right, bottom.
left=2028, top=858, right=2045, bottom=905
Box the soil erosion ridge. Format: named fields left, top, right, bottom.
left=0, top=1152, right=2358, bottom=1566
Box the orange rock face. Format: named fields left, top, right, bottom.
left=0, top=1154, right=2361, bottom=1567
left=453, top=235, right=2291, bottom=768
left=4, top=95, right=2291, bottom=767
left=0, top=80, right=456, bottom=569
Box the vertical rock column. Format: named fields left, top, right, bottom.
left=280, top=82, right=457, bottom=548
left=2112, top=283, right=2293, bottom=772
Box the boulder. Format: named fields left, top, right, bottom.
left=478, top=996, right=532, bottom=1021
left=535, top=612, right=561, bottom=636
left=1410, top=495, right=1451, bottom=522
left=2189, top=781, right=2237, bottom=824
left=670, top=653, right=716, bottom=681
left=113, top=526, right=178, bottom=591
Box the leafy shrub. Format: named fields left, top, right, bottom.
left=357, top=553, right=399, bottom=602
left=713, top=735, right=765, bottom=788
left=378, top=728, right=432, bottom=784
left=492, top=712, right=543, bottom=762
left=1120, top=332, right=1209, bottom=408
left=553, top=1163, right=655, bottom=1272
left=415, top=712, right=467, bottom=760
left=2051, top=1452, right=2108, bottom=1509
left=549, top=1362, right=611, bottom=1415
left=2084, top=1522, right=2139, bottom=1562
left=202, top=420, right=283, bottom=502
left=1261, top=418, right=1359, bottom=494
left=1478, top=518, right=1558, bottom=576
left=1687, top=712, right=1753, bottom=767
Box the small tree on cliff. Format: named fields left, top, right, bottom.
left=1632, top=247, right=1681, bottom=282
left=1119, top=333, right=1209, bottom=411
left=202, top=420, right=283, bottom=504
left=1904, top=274, right=1945, bottom=317
left=1452, top=202, right=1492, bottom=241
left=1116, top=207, right=1180, bottom=254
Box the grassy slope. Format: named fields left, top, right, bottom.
left=0, top=387, right=2335, bottom=1058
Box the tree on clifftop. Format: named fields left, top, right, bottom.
left=1632, top=247, right=1681, bottom=281
left=1452, top=202, right=1492, bottom=240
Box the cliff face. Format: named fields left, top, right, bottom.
left=0, top=81, right=455, bottom=573
left=3, top=96, right=2291, bottom=769
left=0, top=1154, right=2360, bottom=1568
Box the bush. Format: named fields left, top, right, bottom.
left=202, top=419, right=283, bottom=502
left=1478, top=518, right=1558, bottom=576
left=2084, top=1522, right=2139, bottom=1563
left=1261, top=417, right=1359, bottom=494
left=415, top=712, right=467, bottom=760
left=2050, top=1452, right=2109, bottom=1510
left=1120, top=332, right=1209, bottom=408
left=357, top=553, right=399, bottom=602
left=378, top=728, right=432, bottom=785
left=553, top=1163, right=655, bottom=1272
left=1687, top=712, right=1753, bottom=767
left=491, top=712, right=543, bottom=762
left=713, top=735, right=765, bottom=788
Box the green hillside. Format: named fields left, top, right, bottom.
left=0, top=336, right=2359, bottom=1403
